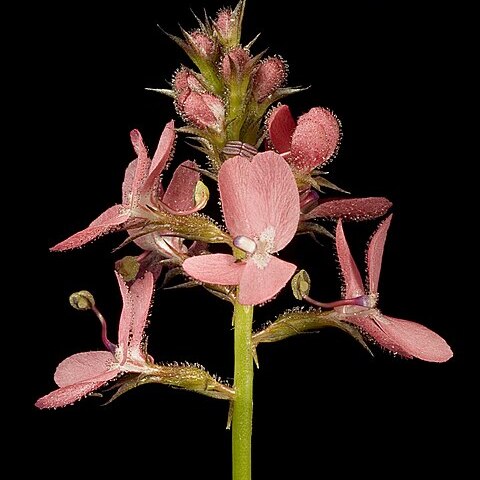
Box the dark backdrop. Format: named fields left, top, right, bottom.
left=24, top=1, right=471, bottom=477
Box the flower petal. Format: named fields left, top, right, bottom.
left=291, top=107, right=341, bottom=171
left=122, top=159, right=138, bottom=205
left=116, top=271, right=132, bottom=359
left=267, top=104, right=296, bottom=153
left=303, top=197, right=392, bottom=221
left=163, top=160, right=200, bottom=212
left=219, top=152, right=300, bottom=251
left=380, top=315, right=453, bottom=362
left=54, top=351, right=115, bottom=387
left=35, top=369, right=120, bottom=409
left=336, top=220, right=365, bottom=298
left=367, top=214, right=392, bottom=294
left=183, top=253, right=244, bottom=285
left=129, top=129, right=152, bottom=205
left=346, top=314, right=453, bottom=363
left=238, top=256, right=296, bottom=305
left=50, top=205, right=130, bottom=252
left=128, top=272, right=155, bottom=362
left=142, top=121, right=176, bottom=197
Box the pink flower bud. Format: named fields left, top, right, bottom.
left=252, top=57, right=287, bottom=102
left=221, top=47, right=251, bottom=80
left=173, top=68, right=204, bottom=94
left=215, top=9, right=234, bottom=38
left=178, top=90, right=225, bottom=131
left=190, top=30, right=216, bottom=59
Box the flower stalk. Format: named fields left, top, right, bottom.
left=232, top=297, right=254, bottom=480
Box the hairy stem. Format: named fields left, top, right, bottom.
left=232, top=298, right=254, bottom=480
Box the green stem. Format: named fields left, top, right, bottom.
left=232, top=298, right=254, bottom=480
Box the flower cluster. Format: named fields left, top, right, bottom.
left=39, top=0, right=451, bottom=424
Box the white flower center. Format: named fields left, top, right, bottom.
left=233, top=227, right=276, bottom=270
left=252, top=226, right=276, bottom=269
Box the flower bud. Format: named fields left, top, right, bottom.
left=214, top=2, right=245, bottom=48
left=173, top=68, right=204, bottom=94
left=189, top=30, right=216, bottom=60
left=177, top=90, right=225, bottom=131
left=221, top=47, right=250, bottom=80
left=215, top=9, right=235, bottom=41
left=69, top=291, right=95, bottom=311
left=252, top=57, right=287, bottom=102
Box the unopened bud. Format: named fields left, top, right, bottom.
left=178, top=90, right=225, bottom=131
left=221, top=47, right=250, bottom=80
left=215, top=9, right=235, bottom=41
left=190, top=30, right=216, bottom=59
left=213, top=0, right=245, bottom=48
left=70, top=291, right=95, bottom=311
left=291, top=269, right=311, bottom=301
left=173, top=68, right=204, bottom=94
left=252, top=57, right=287, bottom=102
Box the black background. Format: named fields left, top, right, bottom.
left=23, top=0, right=472, bottom=476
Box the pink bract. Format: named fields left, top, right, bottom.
left=35, top=273, right=155, bottom=409
left=183, top=152, right=300, bottom=305
left=268, top=104, right=341, bottom=173
left=335, top=216, right=453, bottom=362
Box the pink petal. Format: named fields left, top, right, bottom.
left=367, top=214, right=392, bottom=294
left=143, top=120, right=176, bottom=194
left=267, top=104, right=296, bottom=153
left=116, top=271, right=132, bottom=357
left=128, top=272, right=155, bottom=361
left=303, top=197, right=392, bottom=221
left=163, top=160, right=200, bottom=212
left=50, top=205, right=130, bottom=252
left=219, top=152, right=300, bottom=252
left=238, top=256, right=296, bottom=305
left=35, top=369, right=120, bottom=409
left=291, top=107, right=341, bottom=172
left=381, top=315, right=453, bottom=362
left=122, top=159, right=138, bottom=205
left=336, top=220, right=365, bottom=298
left=54, top=351, right=115, bottom=387
left=183, top=253, right=244, bottom=285
left=129, top=129, right=152, bottom=205
left=346, top=314, right=453, bottom=363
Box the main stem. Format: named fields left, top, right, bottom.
left=232, top=298, right=254, bottom=480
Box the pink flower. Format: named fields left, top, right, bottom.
left=183, top=152, right=300, bottom=305
left=51, top=122, right=201, bottom=253
left=35, top=273, right=156, bottom=409
left=268, top=104, right=341, bottom=173
left=335, top=216, right=452, bottom=362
